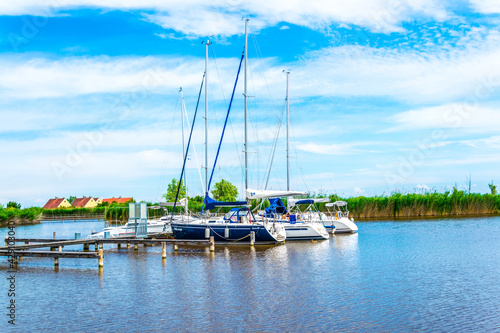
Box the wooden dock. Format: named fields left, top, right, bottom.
left=2, top=234, right=213, bottom=269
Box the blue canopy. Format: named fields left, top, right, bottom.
left=293, top=199, right=315, bottom=205
left=265, top=198, right=288, bottom=216
left=203, top=195, right=247, bottom=211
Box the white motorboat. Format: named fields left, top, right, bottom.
left=87, top=218, right=166, bottom=239
left=250, top=192, right=329, bottom=241
left=323, top=201, right=358, bottom=234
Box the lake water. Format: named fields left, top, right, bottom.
left=1, top=217, right=499, bottom=332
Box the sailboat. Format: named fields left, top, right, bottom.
left=250, top=72, right=329, bottom=240
left=170, top=20, right=286, bottom=245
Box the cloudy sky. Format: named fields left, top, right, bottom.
left=1, top=1, right=500, bottom=207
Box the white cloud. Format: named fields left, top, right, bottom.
left=0, top=55, right=205, bottom=99
left=293, top=29, right=500, bottom=104
left=0, top=0, right=450, bottom=34
left=388, top=104, right=500, bottom=131
left=416, top=184, right=430, bottom=191
left=4, top=25, right=500, bottom=105
left=469, top=0, right=500, bottom=14
left=296, top=141, right=390, bottom=155
left=297, top=143, right=353, bottom=155
left=354, top=186, right=365, bottom=195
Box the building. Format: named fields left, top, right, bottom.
left=94, top=198, right=102, bottom=204
left=42, top=197, right=73, bottom=209
left=102, top=197, right=134, bottom=204
left=72, top=197, right=98, bottom=208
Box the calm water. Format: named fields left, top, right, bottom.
left=1, top=217, right=499, bottom=332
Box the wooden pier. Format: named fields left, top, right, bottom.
left=2, top=235, right=213, bottom=269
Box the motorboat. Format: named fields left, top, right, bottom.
left=251, top=192, right=329, bottom=241
left=323, top=201, right=358, bottom=234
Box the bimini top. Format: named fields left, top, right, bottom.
left=203, top=195, right=248, bottom=211
left=246, top=189, right=307, bottom=200
left=325, top=200, right=348, bottom=207
left=265, top=198, right=288, bottom=216
left=289, top=198, right=330, bottom=206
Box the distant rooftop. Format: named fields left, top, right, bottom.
left=102, top=197, right=134, bottom=204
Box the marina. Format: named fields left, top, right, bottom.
left=1, top=217, right=499, bottom=331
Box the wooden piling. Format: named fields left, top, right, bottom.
left=174, top=244, right=178, bottom=252
left=117, top=243, right=121, bottom=249
left=209, top=236, right=215, bottom=252
left=83, top=243, right=89, bottom=251
left=250, top=231, right=255, bottom=246
left=53, top=232, right=56, bottom=239
left=4, top=236, right=8, bottom=247
left=134, top=244, right=138, bottom=251
left=98, top=249, right=103, bottom=267
left=127, top=243, right=130, bottom=248
left=99, top=243, right=103, bottom=249
left=162, top=242, right=166, bottom=259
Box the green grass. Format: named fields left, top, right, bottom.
left=324, top=189, right=500, bottom=218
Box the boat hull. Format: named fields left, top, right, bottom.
left=283, top=223, right=329, bottom=240
left=171, top=222, right=284, bottom=245
left=324, top=218, right=358, bottom=234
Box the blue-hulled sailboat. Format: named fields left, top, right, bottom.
left=170, top=20, right=286, bottom=245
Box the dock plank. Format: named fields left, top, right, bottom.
left=0, top=250, right=99, bottom=258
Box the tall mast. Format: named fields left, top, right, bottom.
left=180, top=87, right=187, bottom=204
left=204, top=39, right=211, bottom=196
left=285, top=71, right=290, bottom=209
left=244, top=18, right=249, bottom=192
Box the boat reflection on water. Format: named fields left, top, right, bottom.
left=331, top=233, right=359, bottom=258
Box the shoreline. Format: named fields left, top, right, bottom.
left=354, top=213, right=500, bottom=221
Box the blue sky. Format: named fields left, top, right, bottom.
left=1, top=1, right=500, bottom=207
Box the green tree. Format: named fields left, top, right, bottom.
left=7, top=201, right=21, bottom=209
left=489, top=182, right=497, bottom=195
left=68, top=196, right=76, bottom=204
left=163, top=178, right=186, bottom=202
left=211, top=179, right=238, bottom=202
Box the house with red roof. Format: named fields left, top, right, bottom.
left=72, top=196, right=98, bottom=208
left=42, top=197, right=73, bottom=209
left=102, top=197, right=134, bottom=204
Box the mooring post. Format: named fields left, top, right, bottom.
left=134, top=243, right=138, bottom=251
left=59, top=246, right=62, bottom=252
left=99, top=243, right=103, bottom=249
left=4, top=236, right=8, bottom=247
left=98, top=249, right=103, bottom=268
left=83, top=243, right=89, bottom=251
left=127, top=243, right=130, bottom=249
left=210, top=236, right=215, bottom=252
left=117, top=243, right=121, bottom=249
left=250, top=231, right=255, bottom=246
left=53, top=232, right=56, bottom=239
left=174, top=244, right=178, bottom=252
left=12, top=257, right=18, bottom=269
left=162, top=242, right=166, bottom=259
